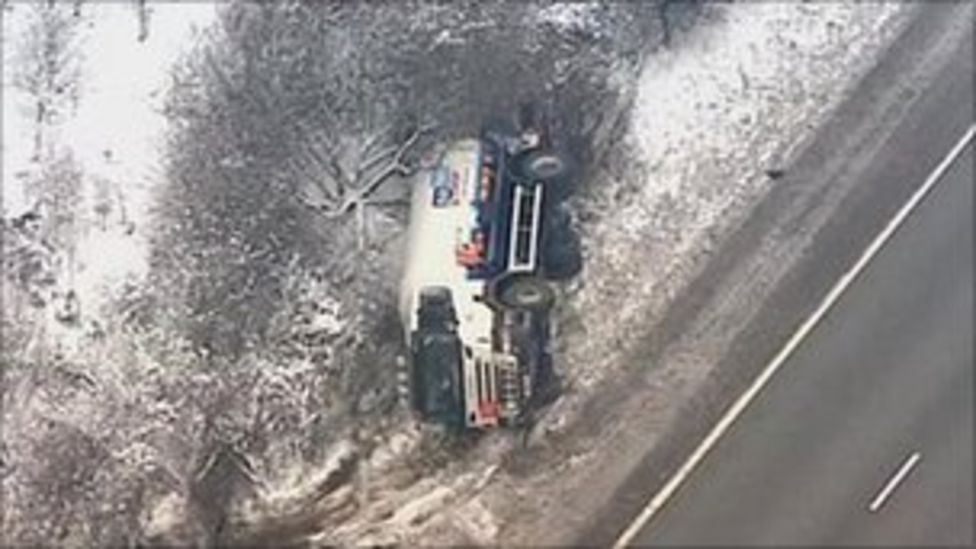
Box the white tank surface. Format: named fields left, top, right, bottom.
left=399, top=138, right=494, bottom=349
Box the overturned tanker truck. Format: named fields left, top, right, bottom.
left=398, top=122, right=570, bottom=430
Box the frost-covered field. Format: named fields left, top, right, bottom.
left=3, top=3, right=214, bottom=281
left=552, top=0, right=912, bottom=430
left=1, top=4, right=220, bottom=545
left=2, top=3, right=215, bottom=352
left=2, top=2, right=650, bottom=545
left=1, top=2, right=917, bottom=547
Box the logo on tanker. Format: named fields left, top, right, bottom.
left=430, top=166, right=461, bottom=208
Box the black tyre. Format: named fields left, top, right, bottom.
left=493, top=275, right=555, bottom=311
left=516, top=149, right=570, bottom=182
left=541, top=206, right=583, bottom=280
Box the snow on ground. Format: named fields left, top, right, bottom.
left=2, top=3, right=215, bottom=315
left=0, top=2, right=923, bottom=545
left=549, top=0, right=912, bottom=424
left=487, top=2, right=918, bottom=543
left=2, top=9, right=216, bottom=542
left=314, top=3, right=917, bottom=546
left=536, top=3, right=599, bottom=33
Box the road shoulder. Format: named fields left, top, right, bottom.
left=566, top=4, right=973, bottom=545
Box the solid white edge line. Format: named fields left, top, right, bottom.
left=612, top=123, right=975, bottom=548
left=868, top=451, right=922, bottom=513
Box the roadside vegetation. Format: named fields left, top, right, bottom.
left=1, top=1, right=687, bottom=545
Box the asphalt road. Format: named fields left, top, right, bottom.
left=631, top=134, right=973, bottom=546
left=562, top=5, right=975, bottom=548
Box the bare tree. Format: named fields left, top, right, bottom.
left=135, top=0, right=149, bottom=42
left=291, top=121, right=432, bottom=249
left=147, top=0, right=675, bottom=360
left=91, top=176, right=113, bottom=231
left=11, top=2, right=82, bottom=160
left=23, top=147, right=84, bottom=293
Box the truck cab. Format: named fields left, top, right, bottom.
left=399, top=127, right=567, bottom=429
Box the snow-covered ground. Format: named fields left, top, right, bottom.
left=2, top=5, right=218, bottom=545
left=1, top=2, right=930, bottom=546
left=551, top=1, right=912, bottom=424
left=2, top=2, right=215, bottom=314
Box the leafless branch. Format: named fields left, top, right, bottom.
left=287, top=153, right=339, bottom=207
left=298, top=124, right=432, bottom=221
left=357, top=139, right=401, bottom=176
left=294, top=122, right=352, bottom=200
left=358, top=130, right=387, bottom=164
left=356, top=200, right=366, bottom=251
left=296, top=185, right=337, bottom=214
left=336, top=123, right=434, bottom=212
left=363, top=196, right=410, bottom=208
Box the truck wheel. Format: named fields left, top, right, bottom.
left=516, top=149, right=569, bottom=182
left=542, top=205, right=583, bottom=280
left=493, top=275, right=555, bottom=311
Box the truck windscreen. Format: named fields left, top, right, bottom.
left=412, top=333, right=463, bottom=426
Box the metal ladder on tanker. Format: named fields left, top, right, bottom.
left=507, top=183, right=544, bottom=273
